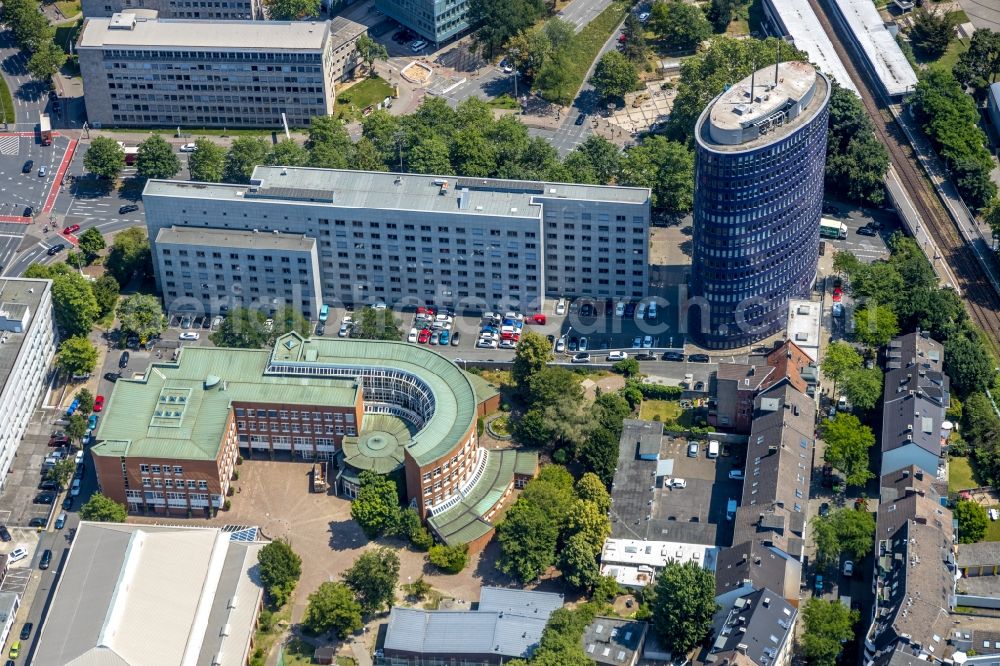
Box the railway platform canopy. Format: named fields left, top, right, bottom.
left=828, top=0, right=917, bottom=98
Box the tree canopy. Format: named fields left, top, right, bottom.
left=590, top=51, right=639, bottom=102
left=909, top=7, right=955, bottom=59
left=821, top=413, right=875, bottom=487
left=468, top=0, right=545, bottom=59
left=342, top=547, right=400, bottom=615
left=80, top=493, right=128, bottom=522
left=116, top=294, right=165, bottom=343
left=188, top=139, right=227, bottom=182
left=801, top=599, right=859, bottom=666
left=350, top=470, right=401, bottom=540
left=955, top=499, right=988, bottom=543
left=351, top=307, right=403, bottom=341
left=258, top=539, right=302, bottom=608
left=826, top=84, right=889, bottom=205
left=136, top=135, right=181, bottom=181
left=209, top=307, right=273, bottom=349
left=223, top=137, right=270, bottom=184
left=57, top=336, right=98, bottom=377
left=264, top=0, right=319, bottom=19
left=650, top=561, right=718, bottom=653
left=812, top=506, right=876, bottom=567
left=303, top=582, right=362, bottom=638
left=650, top=0, right=711, bottom=52
left=84, top=137, right=126, bottom=181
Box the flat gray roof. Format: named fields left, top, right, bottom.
left=329, top=15, right=367, bottom=45
left=763, top=0, right=858, bottom=95
left=156, top=226, right=317, bottom=251
left=0, top=278, right=50, bottom=394
left=78, top=14, right=331, bottom=50
left=829, top=0, right=917, bottom=96
left=143, top=167, right=650, bottom=220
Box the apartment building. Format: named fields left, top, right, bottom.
left=93, top=333, right=533, bottom=550
left=707, top=589, right=796, bottom=666
left=77, top=13, right=346, bottom=128
left=142, top=167, right=651, bottom=314
left=0, top=279, right=57, bottom=492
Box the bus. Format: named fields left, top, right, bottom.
left=318, top=304, right=329, bottom=323
left=820, top=218, right=847, bottom=240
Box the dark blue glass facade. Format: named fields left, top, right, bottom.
left=690, top=77, right=830, bottom=350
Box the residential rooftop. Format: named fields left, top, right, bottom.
left=78, top=13, right=331, bottom=50
left=582, top=617, right=648, bottom=666
left=33, top=522, right=263, bottom=666
left=156, top=226, right=317, bottom=252
left=708, top=588, right=796, bottom=666
left=0, top=278, right=50, bottom=395
left=142, top=166, right=650, bottom=220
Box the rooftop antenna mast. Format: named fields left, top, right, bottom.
left=775, top=40, right=781, bottom=85
left=750, top=61, right=756, bottom=102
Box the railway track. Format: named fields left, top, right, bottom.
left=807, top=0, right=1000, bottom=348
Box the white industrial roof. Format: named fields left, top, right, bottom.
left=601, top=538, right=719, bottom=570
left=763, top=0, right=859, bottom=95
left=785, top=298, right=821, bottom=362
left=829, top=0, right=917, bottom=97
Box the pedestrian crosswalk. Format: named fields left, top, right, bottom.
left=0, top=135, right=19, bottom=155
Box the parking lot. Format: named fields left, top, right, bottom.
left=822, top=199, right=900, bottom=264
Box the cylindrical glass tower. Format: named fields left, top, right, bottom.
left=690, top=61, right=830, bottom=350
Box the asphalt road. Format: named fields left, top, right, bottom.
left=0, top=28, right=50, bottom=128
left=557, top=0, right=616, bottom=32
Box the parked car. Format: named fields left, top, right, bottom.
left=407, top=327, right=418, bottom=343
left=103, top=372, right=120, bottom=383
left=0, top=526, right=11, bottom=542
left=179, top=331, right=200, bottom=340
left=555, top=337, right=566, bottom=353
left=555, top=298, right=566, bottom=315
left=857, top=225, right=877, bottom=236
left=7, top=547, right=27, bottom=563
left=38, top=166, right=46, bottom=177
left=418, top=328, right=432, bottom=344
left=615, top=301, right=625, bottom=317
left=642, top=335, right=653, bottom=348
left=635, top=352, right=656, bottom=361
left=179, top=142, right=197, bottom=152
left=439, top=330, right=450, bottom=345
left=689, top=353, right=711, bottom=363
left=22, top=160, right=33, bottom=173
left=687, top=442, right=699, bottom=457
left=663, top=351, right=684, bottom=361
left=814, top=574, right=824, bottom=593
left=34, top=492, right=55, bottom=504
left=19, top=624, right=32, bottom=641
left=578, top=337, right=588, bottom=351
left=94, top=395, right=105, bottom=412
left=119, top=351, right=130, bottom=368
left=843, top=560, right=854, bottom=576
left=54, top=513, right=66, bottom=529
left=571, top=352, right=591, bottom=364
left=607, top=351, right=628, bottom=361
left=575, top=113, right=587, bottom=126
left=667, top=478, right=687, bottom=489
left=70, top=478, right=81, bottom=497
left=728, top=469, right=744, bottom=480
left=832, top=302, right=843, bottom=317
left=410, top=39, right=427, bottom=52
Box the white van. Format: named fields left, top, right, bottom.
left=707, top=440, right=720, bottom=458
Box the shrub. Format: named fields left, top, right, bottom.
left=410, top=527, right=435, bottom=551
left=427, top=543, right=469, bottom=574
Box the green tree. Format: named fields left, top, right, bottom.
left=209, top=307, right=272, bottom=348
left=707, top=0, right=737, bottom=32
left=351, top=307, right=403, bottom=340
left=27, top=42, right=66, bottom=81
left=591, top=51, right=639, bottom=102
left=303, top=582, right=363, bottom=638
left=953, top=29, right=1000, bottom=93
left=223, top=137, right=270, bottom=184
left=264, top=0, right=319, bottom=19
left=580, top=426, right=619, bottom=487
left=272, top=305, right=311, bottom=338
left=258, top=539, right=302, bottom=608
left=76, top=388, right=95, bottom=414
left=187, top=139, right=227, bottom=182
left=57, top=336, right=98, bottom=377
left=826, top=84, right=889, bottom=206
left=853, top=304, right=899, bottom=348
left=427, top=543, right=469, bottom=573
left=84, top=137, right=126, bottom=180
left=408, top=136, right=453, bottom=175
left=350, top=470, right=401, bottom=540
left=801, top=599, right=859, bottom=666
left=651, top=0, right=711, bottom=52
left=116, top=293, right=165, bottom=343
left=956, top=499, right=989, bottom=543
left=566, top=135, right=621, bottom=185
left=945, top=322, right=997, bottom=396
left=47, top=457, right=75, bottom=488
left=620, top=12, right=648, bottom=63
left=650, top=561, right=718, bottom=653
left=80, top=492, right=128, bottom=522
left=105, top=227, right=151, bottom=286
left=831, top=506, right=876, bottom=559
left=575, top=473, right=611, bottom=513
left=66, top=413, right=88, bottom=444
left=512, top=330, right=554, bottom=398
left=351, top=138, right=388, bottom=171
left=355, top=34, right=389, bottom=76
left=536, top=49, right=576, bottom=105
left=821, top=340, right=863, bottom=393
left=76, top=228, right=106, bottom=263
left=468, top=0, right=544, bottom=59
left=613, top=357, right=640, bottom=377
left=811, top=511, right=841, bottom=568
left=620, top=136, right=694, bottom=216
left=560, top=531, right=602, bottom=590
left=92, top=274, right=120, bottom=317
left=821, top=413, right=875, bottom=487
left=909, top=7, right=954, bottom=59
left=497, top=498, right=559, bottom=582
left=506, top=28, right=552, bottom=85
left=136, top=135, right=181, bottom=180
left=265, top=139, right=309, bottom=167
left=841, top=366, right=883, bottom=412
left=52, top=272, right=100, bottom=336
left=342, top=547, right=400, bottom=615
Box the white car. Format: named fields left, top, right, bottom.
left=648, top=302, right=658, bottom=319
left=571, top=352, right=591, bottom=364
left=179, top=142, right=197, bottom=152
left=555, top=338, right=566, bottom=353
left=632, top=337, right=642, bottom=348
left=75, top=450, right=84, bottom=465
left=71, top=478, right=81, bottom=496
left=555, top=299, right=566, bottom=315
left=410, top=39, right=427, bottom=52
left=477, top=338, right=499, bottom=349
left=372, top=302, right=388, bottom=310
left=338, top=321, right=352, bottom=337
left=728, top=469, right=744, bottom=480
left=608, top=351, right=627, bottom=361
left=579, top=337, right=588, bottom=351
left=7, top=547, right=27, bottom=563
left=636, top=303, right=647, bottom=319
left=499, top=339, right=517, bottom=349
left=615, top=301, right=625, bottom=317
left=667, top=478, right=687, bottom=489
left=843, top=560, right=854, bottom=577
left=407, top=328, right=418, bottom=343
left=480, top=331, right=498, bottom=341
left=642, top=335, right=653, bottom=348
left=638, top=11, right=650, bottom=21
left=435, top=313, right=453, bottom=323
left=179, top=331, right=200, bottom=341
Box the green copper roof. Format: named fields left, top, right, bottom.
left=428, top=449, right=533, bottom=546
left=340, top=414, right=415, bottom=475
left=269, top=333, right=479, bottom=467
left=93, top=347, right=359, bottom=461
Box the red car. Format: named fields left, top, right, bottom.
left=417, top=328, right=431, bottom=344
left=63, top=224, right=80, bottom=235
left=94, top=395, right=105, bottom=412
left=832, top=287, right=843, bottom=303
left=532, top=313, right=546, bottom=325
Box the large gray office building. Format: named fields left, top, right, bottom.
left=82, top=0, right=259, bottom=19
left=143, top=167, right=650, bottom=316
left=375, top=0, right=469, bottom=44
left=77, top=12, right=364, bottom=128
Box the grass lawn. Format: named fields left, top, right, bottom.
left=337, top=658, right=357, bottom=666
left=949, top=456, right=978, bottom=493
left=639, top=399, right=682, bottom=423
left=540, top=0, right=629, bottom=103
left=487, top=94, right=520, bottom=110
left=55, top=0, right=81, bottom=17
left=928, top=39, right=969, bottom=74
left=281, top=637, right=315, bottom=666
left=0, top=75, right=14, bottom=124
left=985, top=516, right=1000, bottom=542
left=726, top=18, right=750, bottom=36
left=335, top=76, right=395, bottom=121
left=54, top=19, right=82, bottom=54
